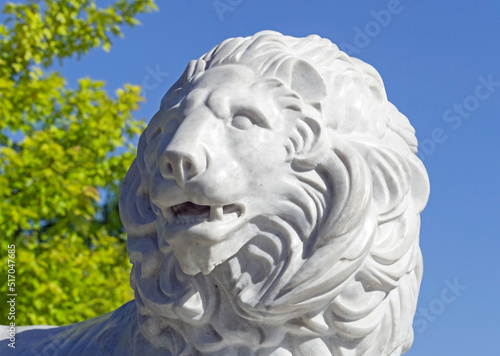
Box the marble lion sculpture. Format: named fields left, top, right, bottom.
left=3, top=31, right=429, bottom=355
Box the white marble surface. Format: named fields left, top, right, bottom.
left=1, top=31, right=429, bottom=355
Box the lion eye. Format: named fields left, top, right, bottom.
left=147, top=126, right=162, bottom=143
left=231, top=114, right=254, bottom=130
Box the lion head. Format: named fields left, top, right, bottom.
left=119, top=31, right=429, bottom=355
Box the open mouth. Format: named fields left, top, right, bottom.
left=166, top=201, right=243, bottom=225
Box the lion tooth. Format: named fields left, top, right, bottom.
left=223, top=212, right=238, bottom=222
left=210, top=206, right=224, bottom=221
left=165, top=208, right=175, bottom=224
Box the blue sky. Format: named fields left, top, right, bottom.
left=49, top=0, right=500, bottom=354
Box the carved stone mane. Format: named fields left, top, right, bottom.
left=3, top=31, right=429, bottom=356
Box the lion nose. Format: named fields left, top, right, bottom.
left=161, top=150, right=206, bottom=186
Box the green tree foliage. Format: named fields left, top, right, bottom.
left=0, top=0, right=157, bottom=325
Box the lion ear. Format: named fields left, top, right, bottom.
left=277, top=59, right=327, bottom=105
left=291, top=60, right=327, bottom=104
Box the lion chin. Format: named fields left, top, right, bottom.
left=4, top=31, right=429, bottom=356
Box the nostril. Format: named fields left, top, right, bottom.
left=160, top=160, right=174, bottom=179
left=166, top=162, right=173, bottom=174
left=162, top=150, right=205, bottom=184
left=183, top=160, right=192, bottom=173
